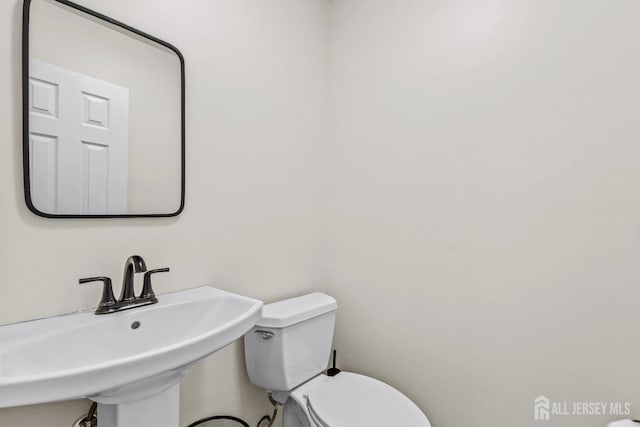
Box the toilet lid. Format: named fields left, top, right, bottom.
left=306, top=373, right=430, bottom=427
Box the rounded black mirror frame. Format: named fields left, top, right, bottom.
left=22, top=0, right=185, bottom=218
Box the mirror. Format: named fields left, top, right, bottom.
left=23, top=0, right=185, bottom=218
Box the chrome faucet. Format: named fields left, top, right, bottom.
left=80, top=255, right=170, bottom=314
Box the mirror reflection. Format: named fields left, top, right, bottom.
left=25, top=0, right=184, bottom=217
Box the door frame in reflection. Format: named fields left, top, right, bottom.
left=22, top=0, right=185, bottom=218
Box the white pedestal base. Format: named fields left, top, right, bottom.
left=97, top=383, right=180, bottom=427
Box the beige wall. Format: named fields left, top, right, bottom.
left=326, top=0, right=640, bottom=426
left=0, top=0, right=327, bottom=425
left=4, top=0, right=640, bottom=426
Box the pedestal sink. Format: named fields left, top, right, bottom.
left=0, top=286, right=263, bottom=427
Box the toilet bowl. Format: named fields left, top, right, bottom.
left=244, top=293, right=431, bottom=427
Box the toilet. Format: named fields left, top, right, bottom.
left=244, top=293, right=431, bottom=427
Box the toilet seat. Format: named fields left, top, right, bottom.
left=305, top=372, right=430, bottom=427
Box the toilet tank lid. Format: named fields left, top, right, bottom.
left=257, top=293, right=337, bottom=328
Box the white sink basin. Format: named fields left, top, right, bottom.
left=0, top=286, right=262, bottom=426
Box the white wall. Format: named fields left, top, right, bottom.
left=0, top=0, right=327, bottom=425
left=326, top=0, right=640, bottom=426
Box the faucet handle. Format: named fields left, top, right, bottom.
left=141, top=268, right=169, bottom=302
left=79, top=277, right=117, bottom=312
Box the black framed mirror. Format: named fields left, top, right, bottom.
left=22, top=0, right=185, bottom=218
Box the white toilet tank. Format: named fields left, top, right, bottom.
left=244, top=293, right=337, bottom=392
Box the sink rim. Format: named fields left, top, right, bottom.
left=0, top=286, right=263, bottom=407
left=0, top=286, right=256, bottom=381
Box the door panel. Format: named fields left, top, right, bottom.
left=29, top=59, right=129, bottom=215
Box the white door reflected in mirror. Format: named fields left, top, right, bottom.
left=29, top=59, right=129, bottom=215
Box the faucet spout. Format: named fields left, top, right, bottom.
left=120, top=255, right=147, bottom=302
